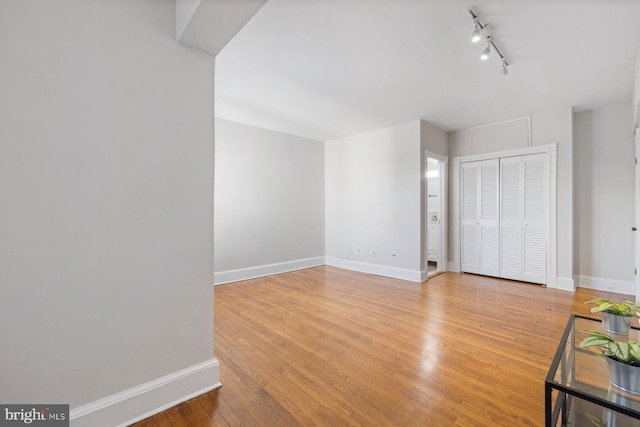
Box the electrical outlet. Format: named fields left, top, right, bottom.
left=356, top=247, right=361, bottom=254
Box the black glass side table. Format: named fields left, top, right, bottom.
left=546, top=314, right=640, bottom=426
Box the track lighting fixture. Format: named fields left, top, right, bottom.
left=500, top=60, right=508, bottom=75
left=480, top=42, right=490, bottom=61
left=471, top=19, right=481, bottom=43
left=468, top=8, right=510, bottom=74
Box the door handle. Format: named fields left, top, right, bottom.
left=633, top=227, right=638, bottom=232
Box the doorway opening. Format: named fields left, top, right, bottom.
left=424, top=153, right=447, bottom=279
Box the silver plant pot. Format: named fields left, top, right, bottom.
left=602, top=312, right=632, bottom=335
left=600, top=389, right=638, bottom=427
left=606, top=356, right=640, bottom=395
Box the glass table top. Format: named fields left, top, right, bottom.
left=546, top=314, right=640, bottom=419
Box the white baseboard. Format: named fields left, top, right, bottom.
left=70, top=358, right=220, bottom=427
left=213, top=256, right=325, bottom=285
left=555, top=276, right=576, bottom=292
left=546, top=274, right=557, bottom=288
left=577, top=275, right=635, bottom=295
left=420, top=269, right=428, bottom=282
left=447, top=261, right=460, bottom=272
left=325, top=256, right=421, bottom=282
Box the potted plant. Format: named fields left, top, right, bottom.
left=580, top=330, right=640, bottom=394
left=584, top=299, right=640, bottom=335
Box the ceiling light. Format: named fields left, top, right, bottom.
left=468, top=8, right=510, bottom=74
left=500, top=61, right=508, bottom=75
left=471, top=20, right=481, bottom=43
left=480, top=43, right=490, bottom=61
left=471, top=28, right=481, bottom=43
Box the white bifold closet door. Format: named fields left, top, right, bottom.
left=460, top=159, right=499, bottom=277
left=499, top=153, right=547, bottom=284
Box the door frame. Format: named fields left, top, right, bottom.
left=452, top=143, right=558, bottom=287
left=635, top=129, right=640, bottom=303
left=423, top=150, right=448, bottom=281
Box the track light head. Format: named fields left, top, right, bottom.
left=500, top=61, right=508, bottom=75
left=471, top=27, right=481, bottom=43
left=471, top=19, right=481, bottom=43
left=480, top=43, right=490, bottom=61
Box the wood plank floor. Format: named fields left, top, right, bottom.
left=133, top=266, right=631, bottom=426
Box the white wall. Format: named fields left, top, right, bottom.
left=0, top=0, right=217, bottom=422
left=447, top=108, right=574, bottom=288
left=325, top=120, right=422, bottom=280
left=420, top=120, right=448, bottom=273
left=214, top=119, right=325, bottom=282
left=531, top=106, right=573, bottom=288
left=574, top=102, right=635, bottom=293
left=420, top=120, right=449, bottom=158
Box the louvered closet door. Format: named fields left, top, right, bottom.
left=460, top=160, right=499, bottom=276
left=478, top=160, right=499, bottom=277
left=461, top=162, right=480, bottom=274
left=500, top=157, right=523, bottom=281
left=522, top=153, right=547, bottom=284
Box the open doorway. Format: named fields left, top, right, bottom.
left=424, top=152, right=447, bottom=279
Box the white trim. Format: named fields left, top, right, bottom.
left=635, top=129, right=640, bottom=304
left=577, top=275, right=635, bottom=295
left=453, top=157, right=461, bottom=278
left=70, top=358, right=220, bottom=427
left=213, top=257, right=325, bottom=285
left=547, top=144, right=558, bottom=289
left=447, top=261, right=460, bottom=272
left=326, top=256, right=421, bottom=282
left=420, top=269, right=428, bottom=282
left=469, top=116, right=532, bottom=150
left=469, top=115, right=531, bottom=133
left=453, top=144, right=557, bottom=286
left=423, top=150, right=448, bottom=279
left=556, top=276, right=576, bottom=292
left=454, top=144, right=551, bottom=164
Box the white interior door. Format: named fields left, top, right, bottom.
left=635, top=130, right=640, bottom=302
left=460, top=159, right=499, bottom=276
left=522, top=153, right=547, bottom=284
left=500, top=157, right=523, bottom=281
left=461, top=162, right=480, bottom=274
left=479, top=160, right=499, bottom=277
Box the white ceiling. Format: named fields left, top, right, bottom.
left=215, top=0, right=640, bottom=141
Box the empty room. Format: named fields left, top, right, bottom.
left=2, top=0, right=640, bottom=426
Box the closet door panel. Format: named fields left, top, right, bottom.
left=461, top=225, right=479, bottom=272
left=460, top=162, right=480, bottom=274
left=524, top=228, right=546, bottom=281
left=500, top=228, right=522, bottom=281
left=522, top=154, right=547, bottom=284
left=479, top=160, right=499, bottom=276
left=499, top=157, right=522, bottom=280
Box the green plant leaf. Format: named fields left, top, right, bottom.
left=609, top=341, right=631, bottom=363
left=628, top=340, right=640, bottom=361
left=585, top=413, right=605, bottom=427
left=580, top=336, right=613, bottom=348
left=580, top=330, right=616, bottom=340
left=596, top=302, right=615, bottom=313
left=579, top=330, right=616, bottom=349
left=622, top=301, right=640, bottom=317
left=584, top=298, right=640, bottom=316
left=585, top=298, right=608, bottom=305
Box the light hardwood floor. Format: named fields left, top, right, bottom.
left=133, top=266, right=630, bottom=426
